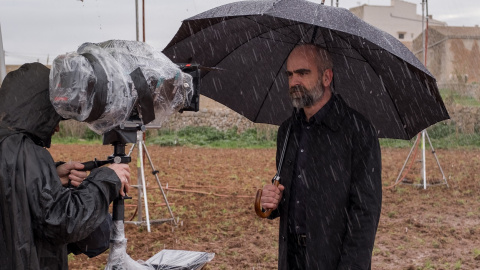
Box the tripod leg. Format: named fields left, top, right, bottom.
left=143, top=142, right=177, bottom=226
left=425, top=130, right=449, bottom=187
left=394, top=134, right=420, bottom=186
left=137, top=132, right=151, bottom=232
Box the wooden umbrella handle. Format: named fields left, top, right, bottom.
left=254, top=179, right=280, bottom=218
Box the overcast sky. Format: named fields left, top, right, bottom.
left=1, top=0, right=479, bottom=65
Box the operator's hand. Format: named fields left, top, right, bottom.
left=261, top=183, right=285, bottom=211
left=108, top=163, right=131, bottom=197
left=57, top=161, right=88, bottom=187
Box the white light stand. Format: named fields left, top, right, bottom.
left=124, top=129, right=177, bottom=232
left=393, top=130, right=448, bottom=189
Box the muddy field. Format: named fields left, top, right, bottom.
left=49, top=144, right=480, bottom=270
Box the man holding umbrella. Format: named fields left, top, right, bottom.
left=164, top=0, right=449, bottom=268
left=260, top=44, right=382, bottom=270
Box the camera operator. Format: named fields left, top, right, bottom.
left=0, top=63, right=130, bottom=269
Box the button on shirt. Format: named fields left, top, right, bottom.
left=288, top=97, right=333, bottom=235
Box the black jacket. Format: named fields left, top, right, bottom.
left=271, top=94, right=382, bottom=270
left=0, top=63, right=122, bottom=270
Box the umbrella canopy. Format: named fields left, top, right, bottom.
left=163, top=0, right=449, bottom=139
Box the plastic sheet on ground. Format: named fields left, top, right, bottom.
left=105, top=220, right=155, bottom=270
left=105, top=221, right=214, bottom=270
left=146, top=249, right=215, bottom=270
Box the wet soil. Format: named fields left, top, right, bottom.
left=48, top=145, right=480, bottom=269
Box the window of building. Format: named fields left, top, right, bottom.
left=398, top=32, right=405, bottom=39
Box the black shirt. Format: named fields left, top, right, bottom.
left=288, top=97, right=333, bottom=234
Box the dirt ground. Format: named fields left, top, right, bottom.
left=48, top=144, right=480, bottom=270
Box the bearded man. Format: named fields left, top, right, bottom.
left=259, top=44, right=382, bottom=270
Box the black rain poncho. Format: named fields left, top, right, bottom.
left=0, top=63, right=122, bottom=270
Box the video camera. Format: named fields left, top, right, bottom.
left=49, top=40, right=201, bottom=169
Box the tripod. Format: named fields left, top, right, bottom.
left=124, top=130, right=177, bottom=232
left=393, top=130, right=448, bottom=189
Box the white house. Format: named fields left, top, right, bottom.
left=349, top=0, right=446, bottom=49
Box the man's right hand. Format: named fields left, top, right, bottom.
left=261, top=183, right=285, bottom=210
left=108, top=163, right=131, bottom=197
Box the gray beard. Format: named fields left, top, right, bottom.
left=289, top=82, right=325, bottom=109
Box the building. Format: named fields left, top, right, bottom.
left=412, top=25, right=480, bottom=85
left=349, top=0, right=446, bottom=49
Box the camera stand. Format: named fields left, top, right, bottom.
left=124, top=130, right=177, bottom=232
left=393, top=130, right=448, bottom=189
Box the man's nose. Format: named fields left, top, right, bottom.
left=289, top=74, right=301, bottom=87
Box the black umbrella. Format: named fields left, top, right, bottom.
left=163, top=0, right=449, bottom=139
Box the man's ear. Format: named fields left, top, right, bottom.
left=322, top=69, right=333, bottom=87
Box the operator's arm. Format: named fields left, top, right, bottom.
left=337, top=121, right=382, bottom=270
left=22, top=139, right=128, bottom=244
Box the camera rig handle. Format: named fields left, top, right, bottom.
left=80, top=156, right=131, bottom=171
left=79, top=141, right=132, bottom=221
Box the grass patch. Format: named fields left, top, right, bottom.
left=52, top=137, right=102, bottom=145
left=51, top=123, right=480, bottom=149
left=439, top=88, right=480, bottom=107
left=148, top=126, right=276, bottom=148
left=379, top=122, right=480, bottom=149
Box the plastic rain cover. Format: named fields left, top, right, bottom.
left=49, top=40, right=193, bottom=134
left=50, top=43, right=137, bottom=134
left=97, top=40, right=194, bottom=127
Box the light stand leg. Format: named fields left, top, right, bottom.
left=142, top=141, right=177, bottom=226
left=125, top=130, right=177, bottom=229
left=137, top=131, right=151, bottom=232
left=425, top=130, right=449, bottom=187
left=394, top=134, right=420, bottom=186
left=395, top=130, right=448, bottom=189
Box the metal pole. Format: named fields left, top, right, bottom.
left=135, top=0, right=139, bottom=41
left=0, top=23, right=6, bottom=84
left=137, top=131, right=151, bottom=232
left=422, top=0, right=425, bottom=64
left=425, top=0, right=429, bottom=65
left=422, top=130, right=427, bottom=189
left=142, top=0, right=145, bottom=42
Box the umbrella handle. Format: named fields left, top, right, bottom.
left=254, top=179, right=280, bottom=218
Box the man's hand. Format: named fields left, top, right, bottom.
left=261, top=183, right=285, bottom=210
left=108, top=163, right=131, bottom=197
left=57, top=161, right=88, bottom=187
